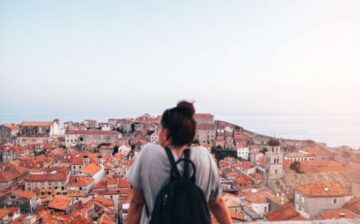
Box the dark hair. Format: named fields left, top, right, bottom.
left=161, top=101, right=196, bottom=146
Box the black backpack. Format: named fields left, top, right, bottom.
left=145, top=147, right=211, bottom=224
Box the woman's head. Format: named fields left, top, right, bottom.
left=159, top=101, right=196, bottom=147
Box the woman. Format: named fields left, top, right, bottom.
left=126, top=101, right=232, bottom=224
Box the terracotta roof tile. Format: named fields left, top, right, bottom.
left=265, top=203, right=306, bottom=221
left=99, top=214, right=116, bottom=224
left=343, top=197, right=360, bottom=211
left=295, top=181, right=350, bottom=197
left=299, top=160, right=354, bottom=173
left=66, top=130, right=119, bottom=135
left=244, top=191, right=274, bottom=204
left=228, top=210, right=245, bottom=221
left=0, top=207, right=19, bottom=219
left=3, top=123, right=19, bottom=130
left=21, top=121, right=53, bottom=126
left=95, top=195, right=114, bottom=207
left=26, top=169, right=68, bottom=182
left=320, top=208, right=360, bottom=219
left=12, top=190, right=35, bottom=200
left=68, top=176, right=94, bottom=186
left=48, top=196, right=72, bottom=211
left=81, top=162, right=101, bottom=176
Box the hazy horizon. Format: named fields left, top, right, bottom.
left=1, top=0, right=360, bottom=117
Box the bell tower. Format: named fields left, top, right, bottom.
left=265, top=139, right=284, bottom=185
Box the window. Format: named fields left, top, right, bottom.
left=333, top=198, right=338, bottom=204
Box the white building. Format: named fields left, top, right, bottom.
left=237, top=147, right=250, bottom=160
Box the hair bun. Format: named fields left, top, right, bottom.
left=176, top=101, right=195, bottom=117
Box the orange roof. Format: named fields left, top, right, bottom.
left=12, top=190, right=35, bottom=200
left=0, top=166, right=28, bottom=183
left=244, top=191, right=273, bottom=203
left=320, top=208, right=360, bottom=220
left=99, top=214, right=116, bottom=224
left=265, top=203, right=306, bottom=221
left=118, top=178, right=130, bottom=188
left=234, top=133, right=247, bottom=141
left=0, top=207, right=19, bottom=219
left=234, top=174, right=252, bottom=186
left=3, top=123, right=18, bottom=130
left=81, top=162, right=101, bottom=175
left=66, top=130, right=119, bottom=135
left=238, top=161, right=254, bottom=170
left=48, top=196, right=72, bottom=211
left=300, top=146, right=331, bottom=156
left=95, top=195, right=114, bottom=207
left=21, top=121, right=53, bottom=126
left=26, top=170, right=68, bottom=182
left=249, top=172, right=263, bottom=181
left=344, top=197, right=360, bottom=211
left=299, top=160, right=354, bottom=173
left=194, top=113, right=214, bottom=118
left=65, top=214, right=93, bottom=224
left=295, top=181, right=350, bottom=197
left=228, top=210, right=245, bottom=221
left=68, top=176, right=94, bottom=186
left=226, top=171, right=238, bottom=177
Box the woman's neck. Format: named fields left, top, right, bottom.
left=167, top=145, right=188, bottom=157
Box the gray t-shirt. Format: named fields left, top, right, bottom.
left=126, top=143, right=220, bottom=224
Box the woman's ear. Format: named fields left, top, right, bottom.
left=164, top=129, right=171, bottom=141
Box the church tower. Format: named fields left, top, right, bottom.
left=265, top=139, right=284, bottom=185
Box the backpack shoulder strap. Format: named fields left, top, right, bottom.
left=183, top=149, right=190, bottom=178
left=165, top=147, right=181, bottom=180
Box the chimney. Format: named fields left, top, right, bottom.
left=323, top=187, right=329, bottom=192
left=75, top=177, right=78, bottom=183
left=280, top=197, right=285, bottom=205
left=83, top=155, right=89, bottom=165
left=339, top=213, right=346, bottom=218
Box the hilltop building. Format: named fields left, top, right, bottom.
left=265, top=139, right=284, bottom=186
left=193, top=113, right=216, bottom=146
left=65, top=130, right=120, bottom=147
left=17, top=120, right=61, bottom=146
left=0, top=123, right=19, bottom=144
left=294, top=181, right=352, bottom=219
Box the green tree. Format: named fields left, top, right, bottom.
left=290, top=161, right=302, bottom=173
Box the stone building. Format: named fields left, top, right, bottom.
left=195, top=124, right=216, bottom=145
left=194, top=113, right=214, bottom=125
left=0, top=124, right=19, bottom=145
left=193, top=114, right=216, bottom=146
left=0, top=190, right=38, bottom=214
left=17, top=120, right=60, bottom=146
left=0, top=144, right=23, bottom=162
left=294, top=181, right=352, bottom=219
left=265, top=139, right=284, bottom=186
left=65, top=130, right=119, bottom=147
left=24, top=168, right=69, bottom=196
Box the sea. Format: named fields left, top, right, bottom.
left=0, top=113, right=359, bottom=149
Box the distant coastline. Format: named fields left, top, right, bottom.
left=1, top=113, right=359, bottom=149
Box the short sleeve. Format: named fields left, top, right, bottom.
left=126, top=149, right=144, bottom=189
left=208, top=154, right=221, bottom=201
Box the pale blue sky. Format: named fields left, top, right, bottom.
left=1, top=0, right=359, bottom=121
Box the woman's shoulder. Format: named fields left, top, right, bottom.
left=141, top=143, right=165, bottom=155
left=191, top=146, right=212, bottom=157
